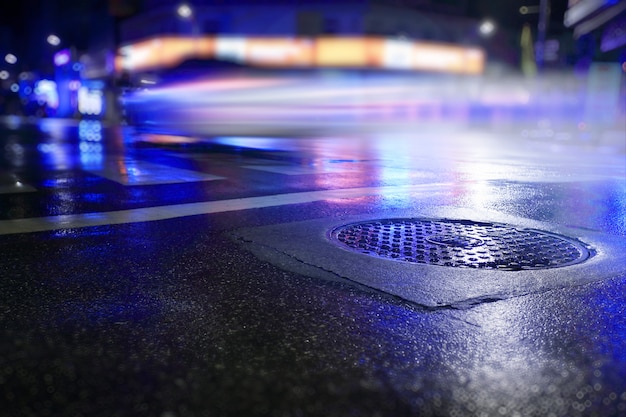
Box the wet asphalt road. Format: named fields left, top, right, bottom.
left=1, top=117, right=625, bottom=417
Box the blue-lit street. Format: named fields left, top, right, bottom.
left=1, top=111, right=625, bottom=416
left=2, top=0, right=626, bottom=415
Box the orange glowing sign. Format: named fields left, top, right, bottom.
left=117, top=35, right=485, bottom=75
left=245, top=38, right=314, bottom=66
left=315, top=37, right=371, bottom=67
left=412, top=42, right=484, bottom=74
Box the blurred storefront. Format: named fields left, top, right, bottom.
left=115, top=0, right=488, bottom=77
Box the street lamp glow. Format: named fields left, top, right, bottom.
left=5, top=53, right=17, bottom=64
left=177, top=4, right=193, bottom=19
left=479, top=19, right=496, bottom=37
left=47, top=34, right=61, bottom=46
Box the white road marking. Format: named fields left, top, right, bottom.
left=0, top=183, right=450, bottom=235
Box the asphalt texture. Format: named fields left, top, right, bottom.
left=1, top=118, right=625, bottom=417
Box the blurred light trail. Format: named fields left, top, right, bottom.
left=122, top=71, right=476, bottom=137
left=123, top=64, right=626, bottom=142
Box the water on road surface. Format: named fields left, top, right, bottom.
left=0, top=81, right=625, bottom=417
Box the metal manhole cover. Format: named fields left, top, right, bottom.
left=330, top=219, right=592, bottom=270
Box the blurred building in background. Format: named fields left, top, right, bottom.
left=121, top=0, right=477, bottom=42
left=113, top=1, right=498, bottom=81
left=1, top=0, right=624, bottom=122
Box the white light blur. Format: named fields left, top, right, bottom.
left=0, top=70, right=9, bottom=80
left=4, top=53, right=17, bottom=64
left=479, top=19, right=496, bottom=37
left=78, top=87, right=104, bottom=115
left=215, top=37, right=247, bottom=63
left=177, top=4, right=193, bottom=19
left=35, top=80, right=59, bottom=109
left=54, top=50, right=71, bottom=66
left=47, top=34, right=61, bottom=46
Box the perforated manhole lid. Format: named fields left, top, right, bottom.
left=330, top=218, right=592, bottom=270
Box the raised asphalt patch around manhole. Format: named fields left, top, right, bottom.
left=233, top=210, right=625, bottom=307
left=330, top=218, right=592, bottom=271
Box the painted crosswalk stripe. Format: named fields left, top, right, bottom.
left=0, top=183, right=450, bottom=235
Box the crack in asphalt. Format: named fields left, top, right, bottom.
left=233, top=234, right=523, bottom=321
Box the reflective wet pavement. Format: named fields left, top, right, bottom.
left=0, top=117, right=625, bottom=417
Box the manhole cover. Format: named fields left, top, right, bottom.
left=330, top=219, right=592, bottom=270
